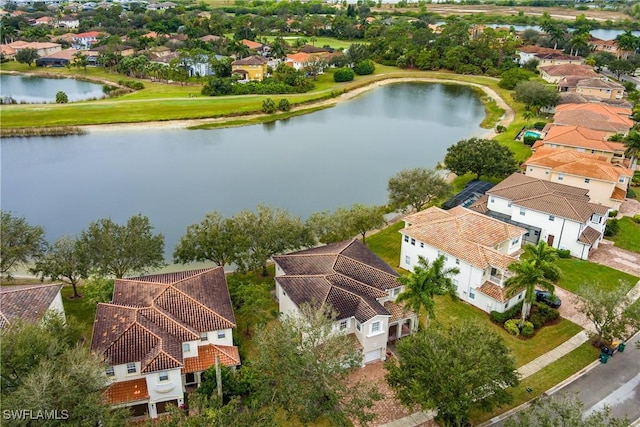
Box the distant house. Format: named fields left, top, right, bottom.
left=0, top=284, right=65, bottom=328
left=8, top=41, right=62, bottom=58
left=534, top=125, right=627, bottom=164
left=36, top=48, right=86, bottom=67
left=400, top=206, right=527, bottom=314
left=91, top=268, right=239, bottom=419
left=1, top=44, right=17, bottom=60
left=285, top=52, right=313, bottom=71
left=34, top=15, right=55, bottom=26
left=231, top=55, right=268, bottom=81
left=516, top=46, right=583, bottom=68
left=240, top=39, right=270, bottom=56
left=469, top=173, right=609, bottom=260
left=589, top=37, right=633, bottom=59
left=58, top=15, right=79, bottom=29
left=199, top=35, right=222, bottom=43
left=575, top=78, right=625, bottom=100
left=553, top=103, right=633, bottom=134
left=72, top=31, right=102, bottom=49
left=539, top=63, right=598, bottom=84
left=274, top=239, right=417, bottom=365
left=523, top=147, right=634, bottom=209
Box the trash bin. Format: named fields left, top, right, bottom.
left=600, top=352, right=609, bottom=364
left=618, top=342, right=626, bottom=353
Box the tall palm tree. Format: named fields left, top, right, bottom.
left=623, top=130, right=640, bottom=169
left=396, top=255, right=460, bottom=330
left=504, top=259, right=555, bottom=327
left=521, top=240, right=561, bottom=282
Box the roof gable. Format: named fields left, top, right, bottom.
left=0, top=284, right=62, bottom=327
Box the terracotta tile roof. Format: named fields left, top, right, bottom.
left=518, top=46, right=565, bottom=55
left=524, top=148, right=634, bottom=182
left=74, top=31, right=101, bottom=38
left=611, top=186, right=627, bottom=201
left=231, top=55, right=267, bottom=66
left=91, top=268, right=236, bottom=373
left=541, top=125, right=624, bottom=153
left=0, top=284, right=63, bottom=328
left=576, top=78, right=624, bottom=90
left=557, top=92, right=634, bottom=109
left=554, top=103, right=632, bottom=133
left=578, top=226, right=602, bottom=245
left=286, top=52, right=313, bottom=63
left=383, top=301, right=415, bottom=323
left=104, top=378, right=149, bottom=405
left=486, top=173, right=609, bottom=222
left=182, top=344, right=240, bottom=373
left=273, top=239, right=398, bottom=323
left=240, top=39, right=263, bottom=49
left=402, top=206, right=525, bottom=270
left=539, top=63, right=597, bottom=77
left=477, top=281, right=507, bottom=302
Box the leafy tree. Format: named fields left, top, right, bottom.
left=306, top=209, right=354, bottom=244
left=334, top=67, right=355, bottom=82
left=607, top=59, right=635, bottom=79
left=353, top=59, right=375, bottom=75
left=55, top=90, right=69, bottom=103
left=444, top=137, right=517, bottom=180
left=386, top=322, right=519, bottom=427
left=278, top=98, right=290, bottom=112
left=15, top=48, right=39, bottom=67
left=498, top=68, right=532, bottom=90
left=344, top=203, right=386, bottom=244
left=346, top=42, right=370, bottom=64
left=82, top=275, right=115, bottom=305
left=173, top=211, right=238, bottom=268
left=576, top=282, right=640, bottom=347
left=231, top=205, right=313, bottom=276
left=387, top=167, right=451, bottom=213
left=522, top=58, right=539, bottom=72
left=227, top=277, right=275, bottom=335
left=262, top=97, right=277, bottom=113
left=249, top=303, right=382, bottom=426
left=590, top=51, right=617, bottom=71
left=30, top=235, right=89, bottom=298
left=304, top=58, right=328, bottom=79
left=505, top=392, right=629, bottom=427
left=504, top=258, right=555, bottom=326
left=513, top=81, right=561, bottom=116
left=396, top=255, right=459, bottom=329
left=79, top=214, right=165, bottom=278
left=0, top=211, right=47, bottom=278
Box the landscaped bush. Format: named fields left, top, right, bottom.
left=278, top=98, right=291, bottom=112
left=490, top=302, right=522, bottom=324
left=529, top=302, right=560, bottom=329
left=533, top=121, right=547, bottom=130
left=118, top=80, right=144, bottom=90
left=334, top=68, right=355, bottom=82
left=261, top=97, right=276, bottom=114
left=521, top=321, right=535, bottom=337
left=504, top=319, right=520, bottom=336
left=523, top=135, right=539, bottom=146
left=628, top=188, right=637, bottom=199
left=353, top=59, right=375, bottom=75
left=496, top=124, right=506, bottom=133
left=605, top=218, right=620, bottom=237
left=556, top=249, right=571, bottom=259
left=634, top=214, right=640, bottom=224
left=55, top=91, right=68, bottom=104
left=608, top=210, right=618, bottom=217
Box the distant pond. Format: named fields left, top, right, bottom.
left=0, top=74, right=106, bottom=103
left=1, top=82, right=486, bottom=258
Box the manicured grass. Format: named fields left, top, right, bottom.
left=555, top=258, right=638, bottom=295
left=469, top=341, right=600, bottom=424
left=365, top=221, right=404, bottom=272
left=608, top=216, right=640, bottom=253
left=60, top=285, right=96, bottom=343
left=262, top=35, right=357, bottom=50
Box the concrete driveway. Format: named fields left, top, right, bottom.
left=589, top=240, right=640, bottom=278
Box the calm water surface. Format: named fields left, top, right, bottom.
left=0, top=74, right=106, bottom=103
left=1, top=83, right=485, bottom=257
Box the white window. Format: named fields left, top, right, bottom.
left=410, top=238, right=415, bottom=246
left=520, top=207, right=525, bottom=216
left=507, top=201, right=512, bottom=207
left=404, top=235, right=409, bottom=243
left=405, top=255, right=410, bottom=265
left=356, top=321, right=361, bottom=331
left=282, top=289, right=286, bottom=296
left=511, top=237, right=519, bottom=245
left=545, top=169, right=550, bottom=175
left=126, top=363, right=137, bottom=374
left=558, top=173, right=564, bottom=181
left=200, top=332, right=208, bottom=342
left=619, top=177, right=625, bottom=183
left=549, top=215, right=555, bottom=222
left=158, top=371, right=169, bottom=382
left=393, top=287, right=401, bottom=296
left=584, top=178, right=590, bottom=183
left=106, top=366, right=115, bottom=377
left=182, top=343, right=190, bottom=353
left=455, top=258, right=460, bottom=265
left=453, top=279, right=458, bottom=290
left=217, top=330, right=226, bottom=339
left=469, top=289, right=475, bottom=299
left=529, top=167, right=534, bottom=172
left=371, top=321, right=381, bottom=333
left=339, top=320, right=347, bottom=330
left=420, top=242, right=424, bottom=248
left=490, top=197, right=495, bottom=203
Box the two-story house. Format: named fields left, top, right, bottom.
left=469, top=173, right=610, bottom=260
left=539, top=63, right=598, bottom=84
left=0, top=283, right=65, bottom=328
left=231, top=55, right=268, bottom=81
left=533, top=125, right=627, bottom=165
left=273, top=239, right=417, bottom=365
left=553, top=103, right=633, bottom=134
left=523, top=147, right=634, bottom=209
left=91, top=268, right=240, bottom=418
left=72, top=31, right=102, bottom=49
left=516, top=46, right=583, bottom=68
left=399, top=206, right=527, bottom=315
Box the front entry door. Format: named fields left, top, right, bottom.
left=547, top=234, right=555, bottom=246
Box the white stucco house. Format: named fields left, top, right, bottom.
left=91, top=268, right=240, bottom=418
left=399, top=206, right=527, bottom=314
left=469, top=173, right=610, bottom=260
left=0, top=283, right=65, bottom=328
left=273, top=239, right=417, bottom=365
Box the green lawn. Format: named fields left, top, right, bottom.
left=262, top=35, right=357, bottom=50
left=366, top=221, right=404, bottom=272
left=608, top=216, right=640, bottom=253
left=60, top=285, right=96, bottom=343
left=555, top=258, right=638, bottom=296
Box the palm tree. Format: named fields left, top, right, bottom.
left=623, top=130, right=640, bottom=169
left=504, top=259, right=555, bottom=327
left=521, top=240, right=561, bottom=281
left=396, top=255, right=460, bottom=329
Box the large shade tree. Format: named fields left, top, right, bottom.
left=0, top=211, right=47, bottom=279
left=513, top=81, right=561, bottom=116
left=30, top=235, right=89, bottom=298
left=444, top=137, right=518, bottom=180
left=173, top=211, right=238, bottom=268
left=386, top=322, right=519, bottom=427
left=396, top=255, right=459, bottom=329
left=387, top=167, right=451, bottom=213
left=79, top=214, right=165, bottom=278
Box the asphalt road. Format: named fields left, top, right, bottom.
left=490, top=332, right=640, bottom=426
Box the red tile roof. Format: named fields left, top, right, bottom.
left=0, top=284, right=62, bottom=328
left=524, top=148, right=634, bottom=182
left=182, top=344, right=240, bottom=373
left=103, top=378, right=149, bottom=405
left=541, top=125, right=623, bottom=153
left=477, top=281, right=507, bottom=302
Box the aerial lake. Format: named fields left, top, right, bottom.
left=0, top=74, right=107, bottom=103
left=1, top=82, right=485, bottom=258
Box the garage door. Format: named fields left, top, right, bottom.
left=364, top=349, right=380, bottom=364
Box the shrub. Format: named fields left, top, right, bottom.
left=334, top=67, right=355, bottom=82
left=504, top=319, right=520, bottom=336
left=608, top=210, right=618, bottom=217
left=118, top=80, right=144, bottom=90
left=523, top=135, right=539, bottom=146
left=521, top=321, right=535, bottom=337
left=55, top=91, right=68, bottom=104
left=262, top=97, right=277, bottom=114
left=529, top=302, right=560, bottom=329
left=604, top=218, right=620, bottom=237
left=628, top=188, right=637, bottom=199
left=490, top=302, right=522, bottom=324
left=278, top=98, right=291, bottom=112
left=556, top=249, right=571, bottom=259
left=533, top=121, right=547, bottom=130
left=353, top=59, right=375, bottom=75
left=496, top=124, right=506, bottom=133
left=633, top=214, right=640, bottom=224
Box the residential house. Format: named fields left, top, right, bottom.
left=576, top=77, right=625, bottom=100
left=8, top=41, right=62, bottom=58
left=285, top=52, right=313, bottom=71
left=240, top=39, right=270, bottom=56
left=72, top=31, right=102, bottom=49
left=231, top=55, right=268, bottom=81
left=555, top=92, right=633, bottom=111
left=533, top=125, right=627, bottom=165
left=523, top=147, right=634, bottom=209
left=589, top=37, right=633, bottom=59
left=0, top=284, right=65, bottom=328
left=399, top=206, right=527, bottom=314
left=516, top=46, right=583, bottom=68
left=34, top=15, right=55, bottom=26
left=273, top=239, right=417, bottom=365
left=469, top=173, right=609, bottom=260
left=36, top=48, right=85, bottom=67
left=553, top=103, right=633, bottom=134
left=91, top=268, right=240, bottom=418
left=539, top=63, right=598, bottom=84
left=1, top=44, right=16, bottom=60
left=58, top=15, right=79, bottom=29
